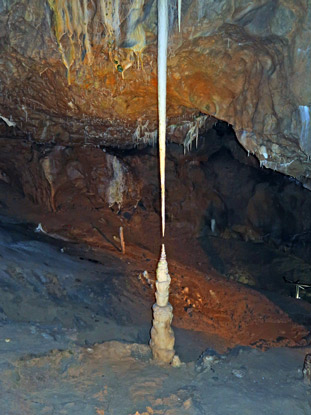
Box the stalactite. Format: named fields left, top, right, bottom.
left=178, top=0, right=182, bottom=32
left=158, top=0, right=168, bottom=238
left=47, top=0, right=73, bottom=84
left=82, top=0, right=94, bottom=65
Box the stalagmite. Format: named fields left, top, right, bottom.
left=150, top=0, right=178, bottom=366
left=119, top=226, right=125, bottom=254
left=150, top=245, right=175, bottom=363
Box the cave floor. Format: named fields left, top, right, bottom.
left=0, top=209, right=311, bottom=413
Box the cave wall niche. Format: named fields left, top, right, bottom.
left=0, top=0, right=311, bottom=188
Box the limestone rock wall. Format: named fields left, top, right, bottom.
left=1, top=127, right=311, bottom=267
left=0, top=1, right=311, bottom=185
left=0, top=139, right=141, bottom=213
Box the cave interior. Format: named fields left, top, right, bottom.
left=0, top=0, right=311, bottom=414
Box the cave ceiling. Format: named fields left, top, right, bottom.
left=0, top=0, right=311, bottom=187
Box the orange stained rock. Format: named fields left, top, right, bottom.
left=104, top=73, right=117, bottom=87
left=150, top=74, right=158, bottom=88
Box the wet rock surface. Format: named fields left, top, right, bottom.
left=1, top=1, right=311, bottom=184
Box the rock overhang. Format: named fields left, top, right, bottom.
left=0, top=0, right=311, bottom=186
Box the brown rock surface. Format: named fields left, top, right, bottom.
left=0, top=0, right=311, bottom=185
left=1, top=125, right=311, bottom=298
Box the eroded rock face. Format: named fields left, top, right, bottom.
left=0, top=1, right=311, bottom=185
left=1, top=125, right=311, bottom=255
left=0, top=139, right=141, bottom=213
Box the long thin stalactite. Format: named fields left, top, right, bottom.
left=178, top=0, right=182, bottom=32
left=158, top=0, right=168, bottom=237
left=158, top=0, right=182, bottom=236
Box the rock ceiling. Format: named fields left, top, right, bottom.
left=0, top=0, right=311, bottom=187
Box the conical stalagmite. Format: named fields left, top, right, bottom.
left=150, top=245, right=175, bottom=364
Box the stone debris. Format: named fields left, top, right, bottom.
left=231, top=368, right=247, bottom=378
left=195, top=348, right=223, bottom=373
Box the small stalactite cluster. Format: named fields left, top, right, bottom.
left=47, top=0, right=94, bottom=84
left=47, top=0, right=150, bottom=83
left=47, top=0, right=182, bottom=85
left=47, top=0, right=124, bottom=84
left=99, top=0, right=121, bottom=42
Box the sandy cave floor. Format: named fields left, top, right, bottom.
left=0, top=215, right=311, bottom=414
